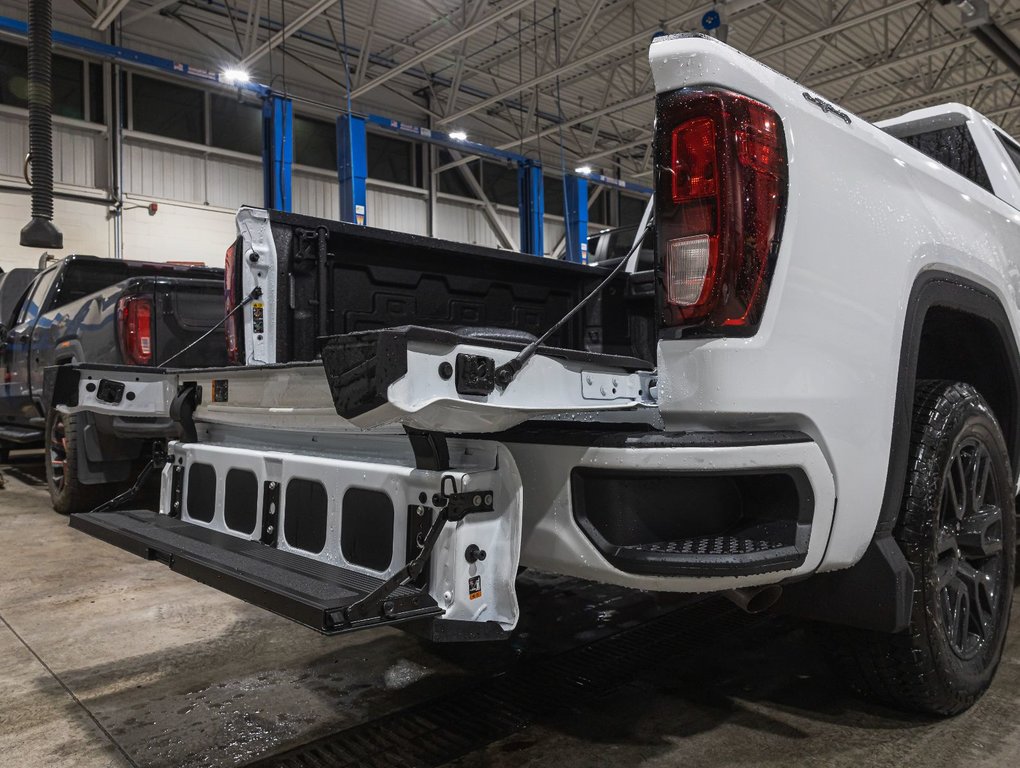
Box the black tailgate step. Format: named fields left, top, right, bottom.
left=69, top=510, right=442, bottom=633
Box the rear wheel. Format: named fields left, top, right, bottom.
left=826, top=380, right=1015, bottom=715
left=45, top=409, right=107, bottom=515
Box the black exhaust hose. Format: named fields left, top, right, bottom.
left=20, top=0, right=63, bottom=249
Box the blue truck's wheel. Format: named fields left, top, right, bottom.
left=826, top=380, right=1015, bottom=715
left=45, top=408, right=106, bottom=515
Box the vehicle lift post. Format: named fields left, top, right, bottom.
left=262, top=95, right=294, bottom=212
left=337, top=113, right=369, bottom=226
left=564, top=174, right=589, bottom=263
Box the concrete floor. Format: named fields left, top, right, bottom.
left=3, top=450, right=1020, bottom=768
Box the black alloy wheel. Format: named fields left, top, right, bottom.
left=935, top=435, right=1008, bottom=660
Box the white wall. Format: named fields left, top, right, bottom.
left=0, top=106, right=613, bottom=271
left=0, top=191, right=239, bottom=271
left=120, top=200, right=236, bottom=266
left=0, top=193, right=111, bottom=270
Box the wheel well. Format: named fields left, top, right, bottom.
left=916, top=305, right=1018, bottom=463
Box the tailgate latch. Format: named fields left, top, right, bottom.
left=455, top=353, right=495, bottom=396
left=435, top=474, right=494, bottom=520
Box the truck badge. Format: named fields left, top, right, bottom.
left=803, top=92, right=852, bottom=125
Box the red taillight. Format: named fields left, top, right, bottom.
left=655, top=88, right=787, bottom=334
left=118, top=296, right=153, bottom=365
left=672, top=117, right=718, bottom=204
left=224, top=238, right=242, bottom=364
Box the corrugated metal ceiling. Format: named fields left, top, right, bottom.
left=56, top=1, right=1020, bottom=183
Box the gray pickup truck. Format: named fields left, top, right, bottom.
left=0, top=255, right=227, bottom=512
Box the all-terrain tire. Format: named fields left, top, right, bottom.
left=45, top=408, right=109, bottom=515
left=826, top=380, right=1015, bottom=715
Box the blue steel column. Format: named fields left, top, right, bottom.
left=262, top=95, right=293, bottom=211
left=337, top=114, right=368, bottom=225
left=564, top=174, right=589, bottom=263
left=518, top=161, right=544, bottom=255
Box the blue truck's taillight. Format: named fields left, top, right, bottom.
left=117, top=296, right=153, bottom=365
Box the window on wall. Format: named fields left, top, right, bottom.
left=619, top=193, right=648, bottom=227
left=482, top=160, right=518, bottom=207
left=437, top=148, right=479, bottom=197
left=210, top=94, right=262, bottom=156
left=132, top=73, right=204, bottom=143
left=0, top=40, right=27, bottom=107
left=543, top=175, right=565, bottom=217
left=88, top=62, right=104, bottom=124
left=0, top=41, right=88, bottom=120
left=294, top=116, right=336, bottom=170
left=52, top=55, right=84, bottom=119
left=367, top=133, right=415, bottom=186
left=588, top=191, right=609, bottom=226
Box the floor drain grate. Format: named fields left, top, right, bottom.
left=245, top=600, right=765, bottom=768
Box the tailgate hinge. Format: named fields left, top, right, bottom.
left=338, top=474, right=493, bottom=628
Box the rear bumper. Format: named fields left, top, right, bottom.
left=501, top=426, right=836, bottom=592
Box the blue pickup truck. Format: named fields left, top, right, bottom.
left=0, top=255, right=227, bottom=512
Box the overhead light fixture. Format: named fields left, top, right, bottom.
left=574, top=165, right=593, bottom=175
left=222, top=68, right=250, bottom=84
left=449, top=130, right=468, bottom=141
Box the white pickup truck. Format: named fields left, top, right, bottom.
left=57, top=35, right=1020, bottom=716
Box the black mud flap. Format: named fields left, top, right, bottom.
left=69, top=510, right=442, bottom=634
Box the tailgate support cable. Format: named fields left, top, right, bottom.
left=82, top=382, right=199, bottom=517
left=494, top=220, right=652, bottom=389
left=342, top=474, right=494, bottom=626
left=84, top=441, right=168, bottom=516
left=157, top=286, right=262, bottom=368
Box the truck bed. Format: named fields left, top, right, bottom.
left=231, top=209, right=648, bottom=365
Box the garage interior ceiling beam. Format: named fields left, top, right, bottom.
left=239, top=0, right=339, bottom=68
left=439, top=0, right=772, bottom=126
left=350, top=0, right=534, bottom=99
left=69, top=0, right=1020, bottom=184
left=121, top=0, right=181, bottom=28
left=93, top=0, right=135, bottom=30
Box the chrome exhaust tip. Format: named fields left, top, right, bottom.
left=723, top=585, right=783, bottom=614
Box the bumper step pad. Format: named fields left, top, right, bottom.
left=609, top=521, right=809, bottom=577
left=70, top=510, right=441, bottom=633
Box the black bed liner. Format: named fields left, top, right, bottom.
left=263, top=210, right=641, bottom=363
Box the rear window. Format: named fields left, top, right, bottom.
left=608, top=227, right=639, bottom=260
left=898, top=125, right=993, bottom=194
left=45, top=260, right=220, bottom=312
left=996, top=132, right=1020, bottom=175
left=47, top=261, right=133, bottom=311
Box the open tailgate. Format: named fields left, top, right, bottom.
left=56, top=326, right=655, bottom=434
left=321, top=326, right=656, bottom=432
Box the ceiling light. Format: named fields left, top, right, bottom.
left=449, top=130, right=468, bottom=141
left=574, top=165, right=593, bottom=175
left=222, top=68, right=250, bottom=84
